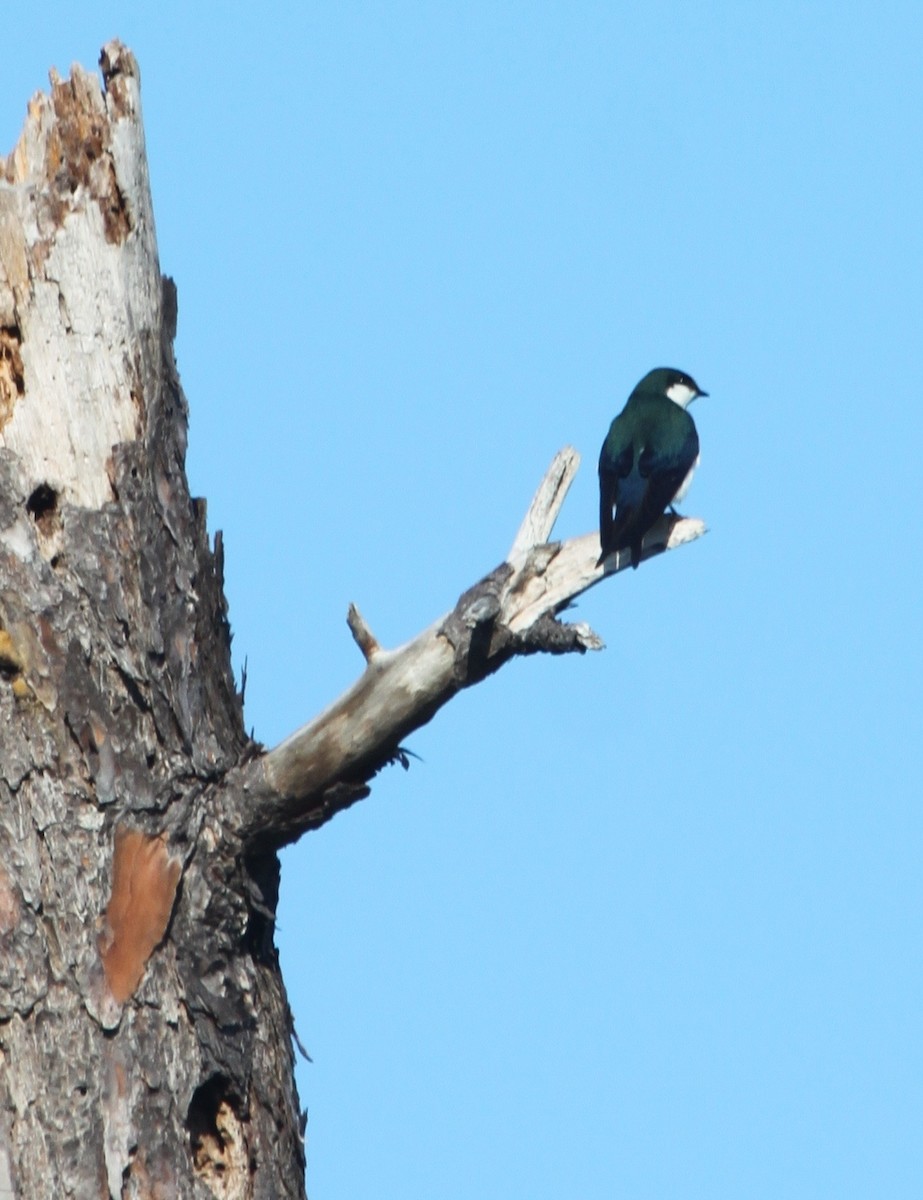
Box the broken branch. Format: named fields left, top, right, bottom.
left=231, top=447, right=705, bottom=846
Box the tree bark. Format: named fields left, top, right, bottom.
left=0, top=44, right=301, bottom=1200
left=0, top=42, right=703, bottom=1198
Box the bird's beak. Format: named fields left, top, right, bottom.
left=697, top=390, right=709, bottom=399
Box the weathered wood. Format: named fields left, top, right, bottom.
left=346, top=602, right=382, bottom=663
left=0, top=44, right=302, bottom=1199
left=235, top=456, right=704, bottom=844
left=507, top=445, right=579, bottom=556
left=0, top=39, right=706, bottom=1199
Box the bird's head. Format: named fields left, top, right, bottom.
left=636, top=367, right=708, bottom=409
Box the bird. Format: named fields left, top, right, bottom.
left=597, top=367, right=707, bottom=569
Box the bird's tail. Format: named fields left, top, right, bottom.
left=597, top=486, right=614, bottom=566
left=598, top=504, right=642, bottom=569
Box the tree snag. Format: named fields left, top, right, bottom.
left=0, top=41, right=703, bottom=1199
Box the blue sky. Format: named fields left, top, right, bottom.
left=4, top=4, right=923, bottom=1196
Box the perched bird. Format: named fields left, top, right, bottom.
left=597, top=367, right=707, bottom=569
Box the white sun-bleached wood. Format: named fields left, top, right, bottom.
left=246, top=448, right=705, bottom=833
left=0, top=59, right=161, bottom=514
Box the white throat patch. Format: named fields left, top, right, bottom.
left=666, top=381, right=697, bottom=408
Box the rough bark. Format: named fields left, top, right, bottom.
left=0, top=44, right=301, bottom=1199
left=0, top=42, right=704, bottom=1199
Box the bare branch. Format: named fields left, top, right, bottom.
left=232, top=451, right=706, bottom=846
left=507, top=445, right=581, bottom=557
left=346, top=603, right=381, bottom=663
left=506, top=515, right=706, bottom=633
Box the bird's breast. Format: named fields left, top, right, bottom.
left=671, top=454, right=700, bottom=504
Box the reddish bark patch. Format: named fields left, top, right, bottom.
left=98, top=825, right=181, bottom=1004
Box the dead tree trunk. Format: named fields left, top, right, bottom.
left=0, top=43, right=703, bottom=1199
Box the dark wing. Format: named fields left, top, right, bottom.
left=597, top=439, right=633, bottom=565
left=634, top=437, right=695, bottom=519
left=623, top=423, right=699, bottom=565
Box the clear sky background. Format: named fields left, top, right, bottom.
left=4, top=4, right=922, bottom=1197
